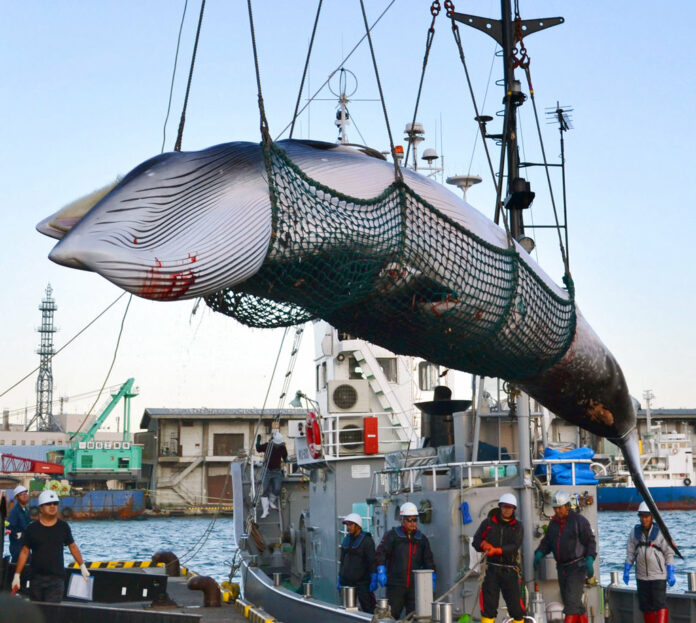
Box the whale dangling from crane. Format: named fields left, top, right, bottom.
left=38, top=139, right=682, bottom=557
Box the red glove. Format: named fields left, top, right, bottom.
left=486, top=547, right=503, bottom=558
left=480, top=540, right=493, bottom=552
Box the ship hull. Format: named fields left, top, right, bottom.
left=598, top=485, right=696, bottom=511
left=24, top=489, right=147, bottom=520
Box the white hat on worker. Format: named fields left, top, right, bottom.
left=13, top=485, right=28, bottom=498
left=38, top=490, right=59, bottom=506
left=342, top=512, right=363, bottom=528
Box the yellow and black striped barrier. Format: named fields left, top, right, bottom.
left=68, top=560, right=192, bottom=576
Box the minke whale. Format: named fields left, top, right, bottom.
left=38, top=139, right=682, bottom=557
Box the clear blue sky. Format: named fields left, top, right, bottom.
left=1, top=1, right=694, bottom=429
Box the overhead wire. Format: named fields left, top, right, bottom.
left=69, top=294, right=133, bottom=440
left=0, top=292, right=128, bottom=401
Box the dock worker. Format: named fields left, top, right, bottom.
left=12, top=490, right=91, bottom=602
left=473, top=492, right=525, bottom=623
left=337, top=512, right=377, bottom=613
left=256, top=430, right=288, bottom=519
left=8, top=485, right=30, bottom=562
left=376, top=502, right=436, bottom=619
left=534, top=490, right=597, bottom=623
left=623, top=500, right=675, bottom=623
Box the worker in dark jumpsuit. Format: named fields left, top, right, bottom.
left=337, top=512, right=377, bottom=613
left=534, top=491, right=597, bottom=623
left=375, top=502, right=436, bottom=619
left=473, top=492, right=525, bottom=623
left=8, top=485, right=30, bottom=562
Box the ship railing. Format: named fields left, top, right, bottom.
left=532, top=457, right=594, bottom=486
left=319, top=412, right=417, bottom=459
left=371, top=456, right=599, bottom=496
left=371, top=459, right=519, bottom=496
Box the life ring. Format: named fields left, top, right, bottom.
left=305, top=411, right=322, bottom=459
left=684, top=478, right=692, bottom=487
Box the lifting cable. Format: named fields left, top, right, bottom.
left=444, top=1, right=505, bottom=232
left=274, top=0, right=397, bottom=141
left=358, top=0, right=402, bottom=181
left=174, top=0, right=207, bottom=152
left=289, top=0, right=324, bottom=139
left=161, top=0, right=190, bottom=153
left=403, top=1, right=441, bottom=169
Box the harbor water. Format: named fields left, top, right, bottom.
left=3, top=512, right=694, bottom=590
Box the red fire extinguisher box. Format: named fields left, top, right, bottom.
left=364, top=416, right=379, bottom=454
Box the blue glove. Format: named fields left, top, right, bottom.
left=336, top=577, right=341, bottom=591
left=377, top=565, right=387, bottom=587
left=432, top=571, right=437, bottom=591
left=667, top=564, right=676, bottom=587
left=533, top=550, right=544, bottom=568
left=623, top=562, right=632, bottom=585
left=585, top=555, right=595, bottom=578
left=369, top=573, right=378, bottom=592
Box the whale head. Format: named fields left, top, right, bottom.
left=44, top=142, right=272, bottom=300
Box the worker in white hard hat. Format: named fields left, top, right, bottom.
left=375, top=502, right=436, bottom=619
left=624, top=500, right=675, bottom=623
left=337, top=512, right=377, bottom=613
left=12, top=489, right=90, bottom=602
left=0, top=488, right=7, bottom=560
left=534, top=490, right=597, bottom=623
left=255, top=429, right=288, bottom=518
left=8, top=485, right=30, bottom=562
left=472, top=492, right=525, bottom=623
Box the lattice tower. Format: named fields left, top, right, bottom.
left=26, top=284, right=62, bottom=431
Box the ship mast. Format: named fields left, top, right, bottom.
left=454, top=0, right=564, bottom=597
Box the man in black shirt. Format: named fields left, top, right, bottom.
left=12, top=490, right=91, bottom=602
left=256, top=430, right=288, bottom=518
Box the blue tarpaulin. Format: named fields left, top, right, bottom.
left=538, top=446, right=599, bottom=485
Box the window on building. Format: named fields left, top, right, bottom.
left=213, top=433, right=245, bottom=456
left=30, top=440, right=35, bottom=446
left=182, top=419, right=194, bottom=426
left=418, top=361, right=440, bottom=391
left=377, top=357, right=398, bottom=383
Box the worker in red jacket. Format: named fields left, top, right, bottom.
left=473, top=492, right=525, bottom=623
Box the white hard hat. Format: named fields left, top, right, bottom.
left=272, top=431, right=284, bottom=444
left=38, top=490, right=59, bottom=506
left=552, top=491, right=571, bottom=507
left=13, top=485, right=28, bottom=497
left=499, top=493, right=517, bottom=507
left=638, top=501, right=651, bottom=514
left=342, top=512, right=363, bottom=528
left=400, top=502, right=419, bottom=517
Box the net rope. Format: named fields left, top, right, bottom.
left=205, top=143, right=576, bottom=381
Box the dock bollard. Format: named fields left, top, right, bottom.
left=151, top=550, right=180, bottom=577
left=273, top=572, right=282, bottom=587
left=431, top=601, right=441, bottom=622
left=303, top=581, right=313, bottom=598
left=187, top=575, right=222, bottom=607
left=688, top=571, right=696, bottom=593
left=610, top=571, right=620, bottom=587
left=341, top=586, right=357, bottom=609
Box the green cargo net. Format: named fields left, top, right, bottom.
left=206, top=143, right=576, bottom=380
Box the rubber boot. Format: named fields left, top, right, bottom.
left=563, top=616, right=579, bottom=623
left=577, top=614, right=589, bottom=623
left=269, top=494, right=278, bottom=510
left=655, top=609, right=669, bottom=623
left=642, top=612, right=656, bottom=623
left=480, top=617, right=495, bottom=623
left=512, top=619, right=524, bottom=623
left=260, top=497, right=270, bottom=519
